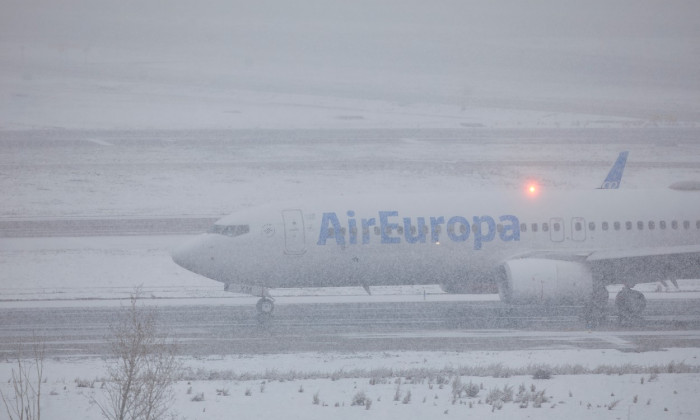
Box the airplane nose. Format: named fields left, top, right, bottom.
left=171, top=242, right=195, bottom=272
left=171, top=235, right=212, bottom=276
left=171, top=233, right=237, bottom=284
left=171, top=243, right=192, bottom=271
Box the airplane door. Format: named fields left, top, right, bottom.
left=282, top=209, right=306, bottom=255
left=571, top=217, right=586, bottom=241
left=549, top=217, right=565, bottom=242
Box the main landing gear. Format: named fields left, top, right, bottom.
left=585, top=283, right=648, bottom=328
left=615, top=285, right=646, bottom=325
left=584, top=282, right=610, bottom=328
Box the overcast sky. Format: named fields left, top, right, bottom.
left=1, top=0, right=699, bottom=128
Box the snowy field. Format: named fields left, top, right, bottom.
left=2, top=1, right=700, bottom=419
left=2, top=349, right=700, bottom=419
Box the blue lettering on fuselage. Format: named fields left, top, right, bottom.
left=317, top=211, right=520, bottom=249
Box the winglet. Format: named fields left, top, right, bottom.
left=598, top=151, right=628, bottom=189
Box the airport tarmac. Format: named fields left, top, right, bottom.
left=1, top=297, right=700, bottom=358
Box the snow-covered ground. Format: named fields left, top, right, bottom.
left=3, top=129, right=700, bottom=219
left=2, top=1, right=700, bottom=418
left=2, top=349, right=699, bottom=420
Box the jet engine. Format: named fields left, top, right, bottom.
left=497, top=259, right=594, bottom=305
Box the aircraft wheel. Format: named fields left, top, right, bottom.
left=615, top=286, right=646, bottom=325
left=256, top=297, right=275, bottom=316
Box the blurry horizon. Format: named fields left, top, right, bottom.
left=1, top=0, right=699, bottom=129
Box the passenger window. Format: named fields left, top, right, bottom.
left=672, top=221, right=678, bottom=230
left=532, top=223, right=538, bottom=232
left=697, top=221, right=700, bottom=230
left=422, top=225, right=429, bottom=234
left=648, top=221, right=655, bottom=230
left=460, top=224, right=468, bottom=234
left=602, top=222, right=609, bottom=231
left=374, top=226, right=380, bottom=235
left=497, top=224, right=503, bottom=233
left=542, top=223, right=549, bottom=232
left=588, top=222, right=595, bottom=231
left=575, top=222, right=582, bottom=231
left=410, top=226, right=417, bottom=235
left=660, top=220, right=666, bottom=229
left=553, top=223, right=560, bottom=232
left=625, top=221, right=632, bottom=230
left=328, top=228, right=335, bottom=236
left=520, top=223, right=527, bottom=232
left=683, top=221, right=690, bottom=229
left=614, top=222, right=620, bottom=231
left=340, top=227, right=347, bottom=235
left=397, top=226, right=404, bottom=235
left=350, top=227, right=358, bottom=235
left=637, top=221, right=643, bottom=230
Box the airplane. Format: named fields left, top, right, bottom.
left=171, top=152, right=700, bottom=325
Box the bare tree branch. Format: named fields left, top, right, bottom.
left=0, top=338, right=45, bottom=420
left=94, top=289, right=180, bottom=420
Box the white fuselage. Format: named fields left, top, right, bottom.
left=172, top=188, right=700, bottom=294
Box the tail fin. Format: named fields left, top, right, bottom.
left=598, top=151, right=628, bottom=189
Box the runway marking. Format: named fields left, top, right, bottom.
left=588, top=333, right=633, bottom=348
left=86, top=138, right=113, bottom=146
left=338, top=330, right=700, bottom=350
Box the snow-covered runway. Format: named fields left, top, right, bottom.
left=2, top=296, right=700, bottom=358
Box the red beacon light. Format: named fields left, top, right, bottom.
left=526, top=183, right=539, bottom=196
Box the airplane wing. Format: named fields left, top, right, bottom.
left=514, top=245, right=700, bottom=267
left=586, top=244, right=700, bottom=261
left=512, top=244, right=700, bottom=288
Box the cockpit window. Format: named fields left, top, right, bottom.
left=208, top=224, right=250, bottom=237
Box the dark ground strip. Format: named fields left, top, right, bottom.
left=0, top=217, right=218, bottom=237
left=0, top=299, right=698, bottom=358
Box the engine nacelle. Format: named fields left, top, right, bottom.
left=498, top=259, right=593, bottom=305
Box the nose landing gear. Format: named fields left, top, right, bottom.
left=256, top=296, right=275, bottom=323
left=223, top=283, right=275, bottom=322
left=256, top=297, right=275, bottom=315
